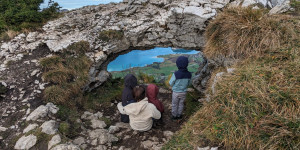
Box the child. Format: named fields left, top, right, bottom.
left=146, top=84, right=164, bottom=125
left=118, top=86, right=161, bottom=131
left=121, top=74, right=138, bottom=123
left=169, top=56, right=192, bottom=120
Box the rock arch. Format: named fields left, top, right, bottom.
left=0, top=0, right=233, bottom=93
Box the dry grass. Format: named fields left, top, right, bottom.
left=204, top=8, right=298, bottom=59
left=41, top=41, right=92, bottom=107
left=98, top=29, right=124, bottom=42
left=0, top=30, right=18, bottom=41
left=164, top=8, right=300, bottom=150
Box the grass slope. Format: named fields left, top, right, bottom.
left=164, top=7, right=300, bottom=149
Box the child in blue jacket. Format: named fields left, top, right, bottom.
left=169, top=56, right=191, bottom=120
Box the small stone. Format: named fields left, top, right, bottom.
left=48, top=134, right=61, bottom=150
left=23, top=124, right=38, bottom=133
left=94, top=145, right=107, bottom=150
left=198, top=146, right=210, bottom=150
left=34, top=80, right=39, bottom=84
left=91, top=139, right=98, bottom=145
left=46, top=103, right=59, bottom=114
left=211, top=147, right=218, bottom=150
left=81, top=111, right=93, bottom=120
left=108, top=126, right=120, bottom=134
left=39, top=84, right=45, bottom=90
left=51, top=144, right=80, bottom=150
left=26, top=105, right=48, bottom=121
left=73, top=136, right=85, bottom=145
left=41, top=120, right=58, bottom=135
left=14, top=134, right=37, bottom=150
left=142, top=140, right=158, bottom=149
left=0, top=126, right=7, bottom=132
left=91, top=119, right=106, bottom=129
left=80, top=144, right=88, bottom=149
left=115, top=122, right=130, bottom=129
left=163, top=131, right=174, bottom=139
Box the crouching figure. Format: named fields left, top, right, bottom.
left=118, top=86, right=161, bottom=131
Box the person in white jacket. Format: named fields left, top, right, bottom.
left=117, top=86, right=161, bottom=131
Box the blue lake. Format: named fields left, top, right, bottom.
left=41, top=0, right=123, bottom=10
left=107, top=47, right=199, bottom=72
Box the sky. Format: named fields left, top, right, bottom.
left=40, top=0, right=123, bottom=10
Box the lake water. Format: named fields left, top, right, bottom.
left=40, top=0, right=123, bottom=10
left=107, top=47, right=199, bottom=72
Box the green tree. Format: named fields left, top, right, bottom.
left=0, top=0, right=60, bottom=33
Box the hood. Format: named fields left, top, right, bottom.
left=176, top=56, right=189, bottom=70
left=124, top=74, right=137, bottom=89
left=146, top=84, right=164, bottom=113
left=146, top=84, right=158, bottom=102
left=124, top=97, right=148, bottom=116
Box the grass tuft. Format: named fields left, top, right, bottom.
left=41, top=41, right=92, bottom=107
left=204, top=7, right=298, bottom=59
left=98, top=29, right=124, bottom=42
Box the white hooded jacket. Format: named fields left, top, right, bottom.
left=117, top=97, right=161, bottom=131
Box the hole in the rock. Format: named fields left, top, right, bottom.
left=107, top=47, right=204, bottom=83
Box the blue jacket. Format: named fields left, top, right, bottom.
left=169, top=73, right=191, bottom=92
left=169, top=56, right=191, bottom=93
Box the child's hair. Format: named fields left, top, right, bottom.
left=133, top=86, right=146, bottom=101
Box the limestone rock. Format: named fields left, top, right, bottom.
left=269, top=0, right=291, bottom=14
left=0, top=126, right=7, bottom=132
left=88, top=129, right=118, bottom=145
left=94, top=145, right=107, bottom=150
left=14, top=134, right=37, bottom=150
left=91, top=119, right=106, bottom=129
left=41, top=120, right=58, bottom=135
left=26, top=103, right=59, bottom=121
left=198, top=146, right=210, bottom=150
left=81, top=111, right=103, bottom=120
left=48, top=135, right=61, bottom=150
left=108, top=125, right=120, bottom=133
left=26, top=32, right=38, bottom=43
left=26, top=105, right=48, bottom=121
left=23, top=124, right=38, bottom=133
left=73, top=136, right=85, bottom=145
left=51, top=144, right=80, bottom=150
left=163, top=131, right=174, bottom=139
left=46, top=103, right=59, bottom=114
left=115, top=122, right=131, bottom=129
left=141, top=140, right=159, bottom=149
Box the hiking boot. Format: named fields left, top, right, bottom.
left=177, top=115, right=183, bottom=120
left=170, top=115, right=177, bottom=120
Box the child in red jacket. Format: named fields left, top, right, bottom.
left=146, top=84, right=164, bottom=126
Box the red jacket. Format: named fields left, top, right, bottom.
left=146, top=84, right=164, bottom=113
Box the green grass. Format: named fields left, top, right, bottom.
left=83, top=78, right=123, bottom=110
left=56, top=105, right=81, bottom=138
left=0, top=84, right=7, bottom=95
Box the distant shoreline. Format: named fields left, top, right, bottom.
left=109, top=53, right=194, bottom=73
